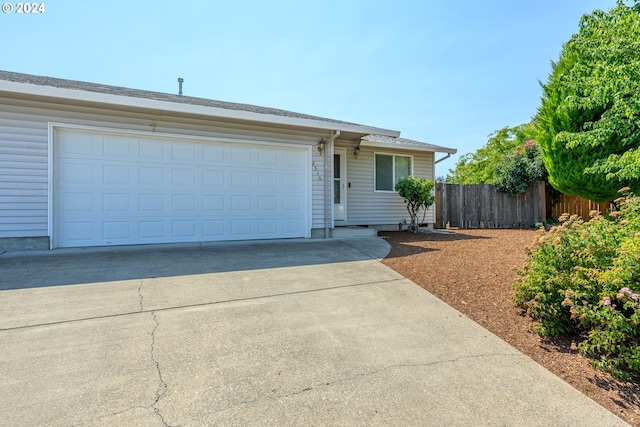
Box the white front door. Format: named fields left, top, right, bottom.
left=333, top=148, right=346, bottom=225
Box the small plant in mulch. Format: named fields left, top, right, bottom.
left=514, top=189, right=640, bottom=381
left=395, top=177, right=435, bottom=233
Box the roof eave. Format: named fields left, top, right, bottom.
left=0, top=80, right=401, bottom=137
left=360, top=139, right=457, bottom=154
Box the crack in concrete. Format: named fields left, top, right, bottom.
left=150, top=311, right=170, bottom=427
left=137, top=280, right=145, bottom=312
left=282, top=352, right=520, bottom=398
left=135, top=259, right=183, bottom=313
left=199, top=352, right=519, bottom=419
left=0, top=279, right=403, bottom=332
left=70, top=405, right=151, bottom=426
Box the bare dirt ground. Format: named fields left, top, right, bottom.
left=380, top=229, right=640, bottom=426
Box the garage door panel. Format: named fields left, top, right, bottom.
left=202, top=144, right=225, bottom=163
left=103, top=221, right=130, bottom=240
left=231, top=146, right=252, bottom=164
left=258, top=219, right=278, bottom=235
left=283, top=173, right=303, bottom=189
left=60, top=132, right=100, bottom=156
left=102, top=193, right=130, bottom=211
left=258, top=149, right=278, bottom=166
left=102, top=164, right=130, bottom=185
left=230, top=171, right=252, bottom=188
left=202, top=195, right=224, bottom=211
left=139, top=167, right=165, bottom=185
left=258, top=196, right=277, bottom=211
left=171, top=168, right=196, bottom=186
left=203, top=220, right=224, bottom=237
left=283, top=195, right=303, bottom=212
left=102, top=136, right=133, bottom=157
left=62, top=192, right=93, bottom=212
left=138, top=194, right=164, bottom=211
left=139, top=140, right=166, bottom=160
left=54, top=130, right=308, bottom=248
left=172, top=142, right=197, bottom=161
left=284, top=218, right=303, bottom=233
left=62, top=221, right=93, bottom=242
left=172, top=194, right=196, bottom=211
left=62, top=162, right=95, bottom=184
left=172, top=220, right=196, bottom=238
left=284, top=151, right=304, bottom=168
left=202, top=169, right=224, bottom=186
left=231, top=219, right=252, bottom=237
left=258, top=172, right=278, bottom=189
left=231, top=195, right=252, bottom=211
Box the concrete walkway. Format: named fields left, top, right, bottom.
left=0, top=238, right=629, bottom=426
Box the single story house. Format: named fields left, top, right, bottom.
left=0, top=70, right=456, bottom=251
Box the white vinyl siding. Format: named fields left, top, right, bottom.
left=310, top=147, right=326, bottom=229
left=0, top=98, right=326, bottom=241
left=343, top=144, right=435, bottom=225
left=0, top=110, right=49, bottom=237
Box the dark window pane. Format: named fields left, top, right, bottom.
left=334, top=154, right=340, bottom=179
left=375, top=154, right=393, bottom=191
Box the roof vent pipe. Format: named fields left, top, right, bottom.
left=177, top=78, right=184, bottom=96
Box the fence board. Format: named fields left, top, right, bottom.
left=435, top=182, right=616, bottom=229
left=549, top=194, right=613, bottom=220
left=435, top=182, right=544, bottom=229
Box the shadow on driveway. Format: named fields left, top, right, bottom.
left=0, top=238, right=388, bottom=290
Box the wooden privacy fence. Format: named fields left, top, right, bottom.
left=548, top=193, right=614, bottom=220
left=435, top=182, right=545, bottom=229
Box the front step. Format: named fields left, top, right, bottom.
left=332, top=226, right=378, bottom=238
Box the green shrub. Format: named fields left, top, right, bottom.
left=514, top=191, right=640, bottom=380
left=395, top=177, right=435, bottom=233
left=495, top=140, right=546, bottom=197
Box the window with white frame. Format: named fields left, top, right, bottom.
left=375, top=153, right=412, bottom=191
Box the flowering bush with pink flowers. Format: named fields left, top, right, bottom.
left=514, top=190, right=640, bottom=380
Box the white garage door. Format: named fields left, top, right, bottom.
left=53, top=129, right=309, bottom=248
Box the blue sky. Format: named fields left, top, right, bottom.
left=1, top=0, right=616, bottom=175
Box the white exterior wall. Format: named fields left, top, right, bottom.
left=0, top=97, right=327, bottom=240
left=342, top=143, right=435, bottom=226
left=310, top=145, right=326, bottom=229
left=0, top=107, right=49, bottom=237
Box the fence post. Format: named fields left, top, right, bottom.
left=458, top=184, right=464, bottom=229
left=540, top=181, right=546, bottom=222
left=435, top=182, right=439, bottom=228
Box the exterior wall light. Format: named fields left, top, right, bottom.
left=353, top=146, right=360, bottom=159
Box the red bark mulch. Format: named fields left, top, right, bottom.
left=380, top=229, right=640, bottom=426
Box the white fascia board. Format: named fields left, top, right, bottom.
left=0, top=80, right=401, bottom=137
left=360, top=139, right=457, bottom=154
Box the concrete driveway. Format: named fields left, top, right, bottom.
left=0, top=238, right=628, bottom=426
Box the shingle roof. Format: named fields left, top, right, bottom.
left=0, top=70, right=358, bottom=126
left=361, top=134, right=457, bottom=154
left=0, top=70, right=456, bottom=153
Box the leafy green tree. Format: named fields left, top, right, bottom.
left=395, top=177, right=435, bottom=232
left=495, top=140, right=546, bottom=196
left=536, top=1, right=640, bottom=203
left=447, top=124, right=537, bottom=185
left=446, top=123, right=545, bottom=196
